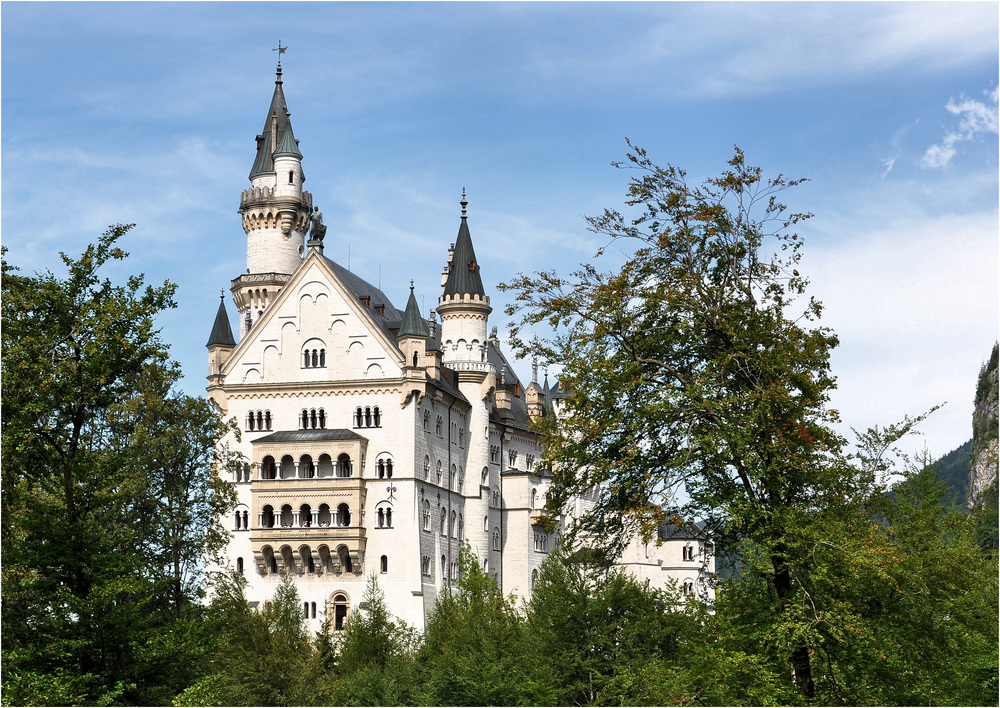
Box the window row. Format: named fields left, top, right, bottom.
left=421, top=411, right=467, bottom=447
left=420, top=501, right=464, bottom=540
left=354, top=406, right=382, bottom=428
left=300, top=408, right=327, bottom=429
left=260, top=503, right=353, bottom=528
left=260, top=544, right=355, bottom=576
left=420, top=456, right=464, bottom=491
left=303, top=348, right=326, bottom=368
left=682, top=545, right=695, bottom=562
left=533, top=533, right=548, bottom=552
left=246, top=410, right=273, bottom=432
left=259, top=453, right=353, bottom=479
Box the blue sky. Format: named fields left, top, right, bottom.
left=3, top=2, right=997, bottom=461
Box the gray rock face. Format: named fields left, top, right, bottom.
left=968, top=343, right=998, bottom=510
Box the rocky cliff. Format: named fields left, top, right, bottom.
left=968, top=343, right=998, bottom=510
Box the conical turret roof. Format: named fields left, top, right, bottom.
left=207, top=295, right=236, bottom=347
left=442, top=191, right=486, bottom=298
left=249, top=64, right=300, bottom=178
left=398, top=284, right=429, bottom=338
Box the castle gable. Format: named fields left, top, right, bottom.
left=221, top=253, right=406, bottom=386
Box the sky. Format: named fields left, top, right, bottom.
left=2, top=2, right=997, bottom=462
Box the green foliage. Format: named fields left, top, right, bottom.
left=1, top=227, right=237, bottom=705
left=414, top=545, right=532, bottom=706
left=523, top=551, right=695, bottom=705
left=501, top=145, right=999, bottom=704
left=321, top=574, right=421, bottom=705
left=933, top=438, right=972, bottom=506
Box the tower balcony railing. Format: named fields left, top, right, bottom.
left=442, top=360, right=494, bottom=374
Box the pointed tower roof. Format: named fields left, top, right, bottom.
left=249, top=63, right=299, bottom=178
left=398, top=281, right=429, bottom=338
left=442, top=189, right=486, bottom=298
left=207, top=293, right=236, bottom=347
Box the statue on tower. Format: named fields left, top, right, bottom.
left=308, top=206, right=326, bottom=242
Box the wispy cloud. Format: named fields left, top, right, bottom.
left=922, top=86, right=999, bottom=168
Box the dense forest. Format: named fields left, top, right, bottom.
left=3, top=147, right=998, bottom=706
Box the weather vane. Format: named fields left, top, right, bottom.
left=273, top=40, right=287, bottom=65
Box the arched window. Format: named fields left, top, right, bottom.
left=386, top=460, right=393, bottom=478
left=355, top=407, right=364, bottom=428
left=423, top=410, right=431, bottom=432
left=331, top=593, right=349, bottom=631
left=450, top=464, right=457, bottom=490
left=310, top=409, right=318, bottom=429
left=377, top=508, right=385, bottom=527
left=242, top=510, right=249, bottom=529
left=385, top=508, right=392, bottom=527
left=257, top=411, right=264, bottom=430
left=299, top=503, right=312, bottom=527
left=423, top=456, right=430, bottom=479
left=236, top=557, right=244, bottom=574
left=493, top=529, right=500, bottom=550
left=262, top=505, right=275, bottom=528
left=492, top=488, right=500, bottom=508
left=336, top=504, right=351, bottom=527
left=319, top=349, right=326, bottom=367
left=318, top=409, right=326, bottom=429
left=378, top=460, right=385, bottom=478
left=380, top=555, right=388, bottom=573
left=412, top=351, right=418, bottom=367
left=422, top=500, right=431, bottom=531
left=481, top=467, right=489, bottom=485
left=531, top=488, right=538, bottom=509
left=436, top=416, right=443, bottom=437
left=264, top=410, right=272, bottom=430
left=234, top=510, right=241, bottom=529
left=365, top=407, right=372, bottom=427
left=311, top=602, right=317, bottom=619
left=436, top=461, right=442, bottom=483
left=373, top=407, right=381, bottom=427
left=440, top=508, right=447, bottom=535
left=303, top=351, right=311, bottom=368
left=457, top=467, right=464, bottom=492
left=311, top=349, right=318, bottom=367
left=288, top=170, right=294, bottom=184
left=450, top=510, right=457, bottom=538
left=531, top=569, right=538, bottom=590
left=459, top=427, right=464, bottom=447
left=337, top=454, right=352, bottom=478
left=247, top=412, right=255, bottom=431
left=441, top=555, right=447, bottom=579
left=301, top=409, right=309, bottom=429
left=483, top=515, right=489, bottom=531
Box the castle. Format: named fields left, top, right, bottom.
left=206, top=61, right=713, bottom=632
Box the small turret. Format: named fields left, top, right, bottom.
left=207, top=292, right=236, bottom=383
left=437, top=190, right=492, bottom=374
left=397, top=281, right=429, bottom=371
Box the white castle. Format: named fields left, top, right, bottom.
left=207, top=62, right=713, bottom=632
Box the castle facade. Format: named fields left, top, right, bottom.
left=207, top=62, right=712, bottom=632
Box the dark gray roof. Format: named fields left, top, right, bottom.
left=486, top=340, right=533, bottom=430
left=249, top=66, right=299, bottom=179
left=442, top=201, right=486, bottom=298
left=323, top=257, right=405, bottom=344
left=251, top=429, right=366, bottom=444
left=274, top=124, right=302, bottom=157
left=398, top=287, right=429, bottom=338
left=207, top=296, right=236, bottom=347
left=658, top=519, right=708, bottom=541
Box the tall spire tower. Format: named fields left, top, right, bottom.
left=233, top=52, right=313, bottom=336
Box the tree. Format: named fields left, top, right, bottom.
left=414, top=545, right=531, bottom=706
left=1, top=226, right=237, bottom=705
left=504, top=144, right=848, bottom=698
left=523, top=551, right=694, bottom=705
left=321, top=575, right=420, bottom=705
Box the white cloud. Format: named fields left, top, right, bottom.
left=922, top=86, right=999, bottom=168
left=804, top=208, right=999, bottom=457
